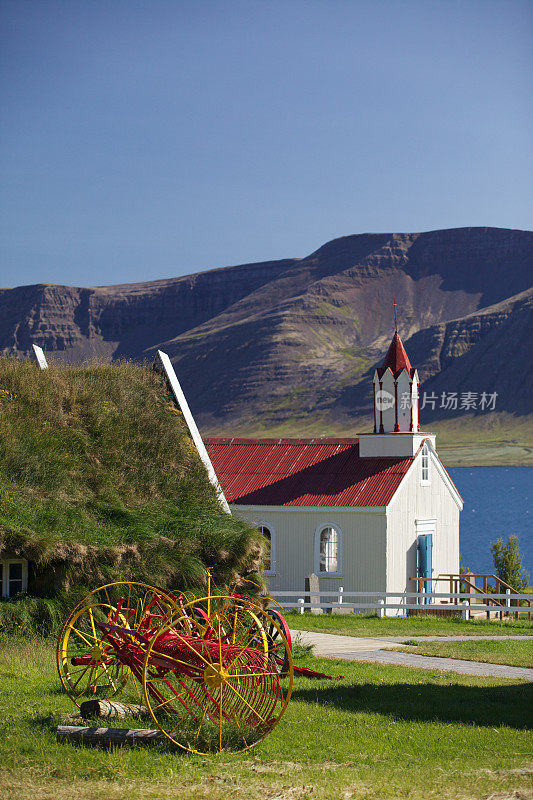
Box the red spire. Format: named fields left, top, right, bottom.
left=379, top=331, right=413, bottom=377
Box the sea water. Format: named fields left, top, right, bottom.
left=448, top=467, right=532, bottom=578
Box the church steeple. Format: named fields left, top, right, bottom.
left=359, top=310, right=435, bottom=458
left=372, top=313, right=419, bottom=435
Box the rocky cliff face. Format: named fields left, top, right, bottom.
left=406, top=288, right=533, bottom=417
left=0, top=258, right=297, bottom=361
left=1, top=227, right=532, bottom=431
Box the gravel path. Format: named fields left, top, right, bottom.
left=371, top=634, right=532, bottom=643
left=331, top=649, right=533, bottom=679
left=292, top=629, right=533, bottom=680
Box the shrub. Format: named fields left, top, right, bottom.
left=490, top=535, right=529, bottom=592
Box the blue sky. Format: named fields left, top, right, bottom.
left=1, top=0, right=531, bottom=288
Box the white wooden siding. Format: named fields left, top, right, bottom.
left=385, top=449, right=460, bottom=597
left=232, top=505, right=387, bottom=594
left=232, top=445, right=460, bottom=601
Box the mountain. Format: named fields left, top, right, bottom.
left=1, top=227, right=532, bottom=446
left=0, top=258, right=297, bottom=361
left=405, top=288, right=533, bottom=417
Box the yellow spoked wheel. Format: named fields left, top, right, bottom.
left=57, top=582, right=178, bottom=706
left=263, top=608, right=292, bottom=677
left=142, top=595, right=293, bottom=753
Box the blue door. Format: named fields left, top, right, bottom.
left=417, top=534, right=433, bottom=600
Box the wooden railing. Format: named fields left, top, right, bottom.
left=269, top=589, right=532, bottom=620
left=412, top=573, right=532, bottom=620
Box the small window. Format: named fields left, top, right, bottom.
left=0, top=559, right=28, bottom=598
left=315, top=524, right=342, bottom=574
left=259, top=526, right=271, bottom=571
left=421, top=443, right=430, bottom=485
left=9, top=563, right=23, bottom=596
left=258, top=524, right=276, bottom=575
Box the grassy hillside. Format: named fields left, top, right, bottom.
left=0, top=358, right=263, bottom=608
left=212, top=411, right=533, bottom=466
left=425, top=413, right=533, bottom=466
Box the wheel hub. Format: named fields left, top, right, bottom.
left=90, top=643, right=106, bottom=663
left=203, top=663, right=229, bottom=689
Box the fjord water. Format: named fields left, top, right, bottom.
left=449, top=467, right=532, bottom=578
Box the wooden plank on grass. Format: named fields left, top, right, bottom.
left=56, top=725, right=168, bottom=747
left=79, top=699, right=149, bottom=720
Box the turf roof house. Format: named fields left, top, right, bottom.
left=0, top=356, right=263, bottom=602
left=205, top=331, right=463, bottom=604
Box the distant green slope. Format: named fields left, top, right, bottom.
left=0, top=358, right=263, bottom=598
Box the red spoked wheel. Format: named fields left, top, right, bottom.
left=264, top=608, right=292, bottom=676
left=142, top=595, right=293, bottom=753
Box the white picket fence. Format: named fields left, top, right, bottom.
left=269, top=589, right=532, bottom=619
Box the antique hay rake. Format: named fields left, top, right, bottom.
left=57, top=574, right=337, bottom=753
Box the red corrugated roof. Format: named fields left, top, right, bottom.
left=204, top=437, right=415, bottom=507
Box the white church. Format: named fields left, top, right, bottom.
left=205, top=329, right=463, bottom=599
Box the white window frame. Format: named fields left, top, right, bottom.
left=421, top=442, right=431, bottom=485
left=314, top=523, right=343, bottom=576
left=415, top=518, right=437, bottom=538
left=0, top=558, right=28, bottom=598
left=257, top=523, right=276, bottom=576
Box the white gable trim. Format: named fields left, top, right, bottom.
left=428, top=447, right=463, bottom=509
left=387, top=438, right=463, bottom=510
left=386, top=454, right=419, bottom=508
left=158, top=350, right=231, bottom=513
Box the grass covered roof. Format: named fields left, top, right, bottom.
left=0, top=358, right=264, bottom=597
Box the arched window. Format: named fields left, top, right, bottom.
left=315, top=524, right=342, bottom=574
left=421, top=442, right=430, bottom=485
left=258, top=524, right=276, bottom=575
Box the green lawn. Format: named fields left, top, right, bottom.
left=1, top=637, right=532, bottom=800
left=284, top=611, right=533, bottom=638
left=394, top=638, right=533, bottom=668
